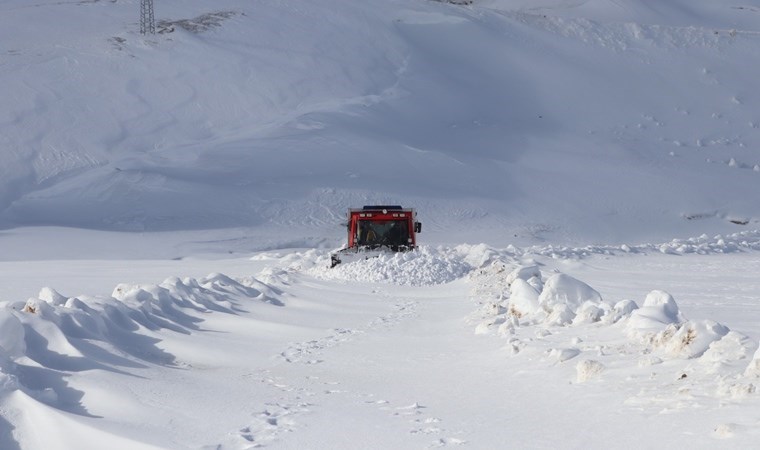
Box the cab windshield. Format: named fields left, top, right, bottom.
left=357, top=220, right=409, bottom=247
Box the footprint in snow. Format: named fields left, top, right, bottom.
left=280, top=328, right=359, bottom=363
left=394, top=402, right=426, bottom=416
left=397, top=403, right=468, bottom=445
left=364, top=398, right=467, bottom=446
left=430, top=437, right=468, bottom=447
left=237, top=402, right=310, bottom=447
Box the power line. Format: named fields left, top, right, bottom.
left=140, top=0, right=155, bottom=35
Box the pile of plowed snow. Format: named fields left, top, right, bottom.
left=471, top=263, right=760, bottom=401
left=304, top=231, right=760, bottom=286
left=304, top=231, right=760, bottom=287
left=0, top=273, right=278, bottom=402
left=308, top=245, right=503, bottom=286
left=501, top=230, right=760, bottom=260
left=302, top=230, right=760, bottom=291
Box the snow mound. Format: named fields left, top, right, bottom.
left=601, top=299, right=639, bottom=325
left=653, top=320, right=730, bottom=359
left=471, top=264, right=760, bottom=407
left=502, top=272, right=611, bottom=326
left=310, top=246, right=475, bottom=286
left=539, top=273, right=606, bottom=316
left=626, top=290, right=685, bottom=332
left=507, top=279, right=540, bottom=318
left=548, top=347, right=581, bottom=363
left=475, top=269, right=613, bottom=333
left=506, top=265, right=543, bottom=293
left=0, top=310, right=26, bottom=358
left=700, top=331, right=757, bottom=375
left=744, top=346, right=760, bottom=378
left=622, top=291, right=733, bottom=359
left=576, top=360, right=605, bottom=383
left=0, top=273, right=278, bottom=403
left=0, top=360, right=18, bottom=392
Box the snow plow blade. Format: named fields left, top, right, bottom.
left=329, top=247, right=410, bottom=268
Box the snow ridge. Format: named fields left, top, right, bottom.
left=0, top=273, right=278, bottom=416
left=498, top=229, right=760, bottom=260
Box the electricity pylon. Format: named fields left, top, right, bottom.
left=140, top=0, right=155, bottom=35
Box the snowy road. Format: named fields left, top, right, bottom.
left=237, top=254, right=760, bottom=449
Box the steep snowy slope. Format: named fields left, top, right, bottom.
left=1, top=0, right=759, bottom=246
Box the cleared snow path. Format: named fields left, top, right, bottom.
left=223, top=253, right=760, bottom=449
left=240, top=282, right=474, bottom=449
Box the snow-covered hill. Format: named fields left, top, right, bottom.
left=2, top=0, right=759, bottom=245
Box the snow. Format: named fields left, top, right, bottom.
left=3, top=0, right=760, bottom=448
left=309, top=246, right=475, bottom=286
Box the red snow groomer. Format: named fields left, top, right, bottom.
left=330, top=205, right=422, bottom=268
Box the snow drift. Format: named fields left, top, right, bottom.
left=472, top=261, right=759, bottom=404
left=0, top=273, right=278, bottom=414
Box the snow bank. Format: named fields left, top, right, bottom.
left=441, top=231, right=760, bottom=267
left=0, top=273, right=278, bottom=403
left=473, top=269, right=613, bottom=334
left=0, top=310, right=26, bottom=358
left=623, top=292, right=736, bottom=359
left=406, top=232, right=760, bottom=289
left=500, top=272, right=610, bottom=326
left=538, top=274, right=607, bottom=325
left=471, top=263, right=760, bottom=404
left=0, top=311, right=24, bottom=394
left=521, top=230, right=760, bottom=260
